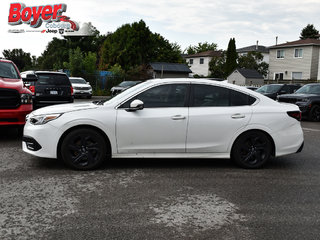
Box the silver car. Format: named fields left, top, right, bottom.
left=69, top=77, right=92, bottom=99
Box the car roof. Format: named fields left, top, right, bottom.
left=145, top=78, right=266, bottom=98
left=21, top=70, right=67, bottom=75
left=0, top=59, right=14, bottom=64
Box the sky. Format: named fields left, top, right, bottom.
left=1, top=0, right=320, bottom=57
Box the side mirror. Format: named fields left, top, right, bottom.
left=22, top=74, right=38, bottom=82
left=86, top=82, right=90, bottom=85
left=126, top=99, right=144, bottom=112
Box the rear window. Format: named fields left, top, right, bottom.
left=36, top=74, right=71, bottom=86
left=0, top=61, right=19, bottom=79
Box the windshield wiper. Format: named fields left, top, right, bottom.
left=0, top=75, right=11, bottom=78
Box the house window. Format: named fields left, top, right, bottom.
left=189, top=59, right=193, bottom=64
left=294, top=49, right=303, bottom=58
left=292, top=72, right=302, bottom=80
left=200, top=58, right=204, bottom=64
left=277, top=50, right=285, bottom=59
left=274, top=73, right=284, bottom=80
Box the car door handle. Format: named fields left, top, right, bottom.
left=231, top=113, right=245, bottom=119
left=171, top=115, right=186, bottom=120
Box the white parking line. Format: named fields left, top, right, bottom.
left=302, top=127, right=320, bottom=132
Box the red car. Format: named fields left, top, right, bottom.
left=0, top=59, right=35, bottom=127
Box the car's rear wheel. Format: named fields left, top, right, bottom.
left=231, top=131, right=272, bottom=169
left=61, top=128, right=107, bottom=170
left=308, top=105, right=320, bottom=122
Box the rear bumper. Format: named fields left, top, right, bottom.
left=296, top=141, right=304, bottom=153
left=0, top=104, right=32, bottom=126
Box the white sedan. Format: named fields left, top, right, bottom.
left=22, top=78, right=304, bottom=170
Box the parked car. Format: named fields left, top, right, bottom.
left=21, top=71, right=74, bottom=109
left=245, top=86, right=259, bottom=91
left=111, top=81, right=142, bottom=96
left=23, top=78, right=304, bottom=170
left=277, top=83, right=320, bottom=121
left=0, top=59, right=36, bottom=127
left=256, top=84, right=301, bottom=100
left=69, top=77, right=92, bottom=99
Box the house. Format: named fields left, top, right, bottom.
left=184, top=50, right=222, bottom=77
left=148, top=62, right=192, bottom=78
left=227, top=68, right=264, bottom=86
left=237, top=42, right=270, bottom=64
left=268, top=38, right=320, bottom=81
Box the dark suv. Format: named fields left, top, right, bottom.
left=22, top=71, right=74, bottom=109
left=277, top=83, right=320, bottom=121
left=256, top=84, right=301, bottom=100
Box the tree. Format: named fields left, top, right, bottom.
left=83, top=52, right=97, bottom=75
left=99, top=20, right=183, bottom=71
left=208, top=51, right=226, bottom=78
left=300, top=24, right=319, bottom=39
left=185, top=42, right=218, bottom=54
left=225, top=38, right=237, bottom=76
left=2, top=48, right=32, bottom=71
left=37, top=24, right=106, bottom=70
left=64, top=47, right=83, bottom=76
left=238, top=52, right=269, bottom=77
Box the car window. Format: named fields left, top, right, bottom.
left=191, top=84, right=255, bottom=107
left=230, top=89, right=256, bottom=106
left=120, top=84, right=188, bottom=108
left=192, top=85, right=229, bottom=107
left=36, top=74, right=71, bottom=86
left=281, top=85, right=291, bottom=93
left=0, top=62, right=19, bottom=79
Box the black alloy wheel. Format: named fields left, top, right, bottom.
left=61, top=128, right=107, bottom=170
left=308, top=105, right=320, bottom=122
left=231, top=131, right=272, bottom=169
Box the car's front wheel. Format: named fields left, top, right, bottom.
left=61, top=128, right=107, bottom=170
left=308, top=105, right=320, bottom=122
left=231, top=131, right=272, bottom=169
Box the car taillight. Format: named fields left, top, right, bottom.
left=287, top=111, right=301, bottom=121
left=71, top=86, right=73, bottom=95
left=29, top=86, right=35, bottom=95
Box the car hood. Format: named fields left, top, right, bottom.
left=111, top=86, right=125, bottom=91
left=278, top=93, right=319, bottom=99
left=31, top=102, right=99, bottom=116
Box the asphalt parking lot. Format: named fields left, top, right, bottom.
left=1, top=98, right=320, bottom=240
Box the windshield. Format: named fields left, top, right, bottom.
left=295, top=85, right=320, bottom=95
left=118, top=81, right=140, bottom=87
left=256, top=85, right=282, bottom=94
left=0, top=61, right=20, bottom=79
left=36, top=74, right=71, bottom=86
left=70, top=78, right=86, bottom=84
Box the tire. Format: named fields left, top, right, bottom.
left=61, top=128, right=107, bottom=170
left=308, top=105, right=320, bottom=122
left=231, top=131, right=272, bottom=169
left=87, top=95, right=92, bottom=99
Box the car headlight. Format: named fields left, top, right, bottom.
left=29, top=114, right=62, bottom=125
left=21, top=93, right=32, bottom=104
left=300, top=98, right=310, bottom=102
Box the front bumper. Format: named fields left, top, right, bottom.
left=73, top=89, right=92, bottom=97
left=0, top=104, right=33, bottom=126
left=22, top=121, right=61, bottom=158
